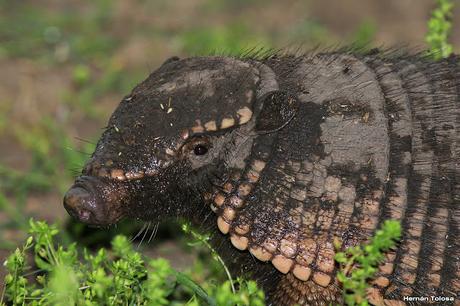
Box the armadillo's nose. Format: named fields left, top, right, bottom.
left=64, top=186, right=100, bottom=224
left=64, top=176, right=127, bottom=226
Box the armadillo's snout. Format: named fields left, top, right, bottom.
left=64, top=186, right=100, bottom=224
left=64, top=176, right=125, bottom=226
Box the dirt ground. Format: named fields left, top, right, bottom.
left=0, top=0, right=459, bottom=289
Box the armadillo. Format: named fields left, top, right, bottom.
left=64, top=50, right=460, bottom=305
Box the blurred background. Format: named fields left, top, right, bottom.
left=0, top=0, right=459, bottom=286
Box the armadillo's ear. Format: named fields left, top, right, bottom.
left=255, top=91, right=299, bottom=133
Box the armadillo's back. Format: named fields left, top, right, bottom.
left=248, top=51, right=460, bottom=305
left=366, top=53, right=459, bottom=304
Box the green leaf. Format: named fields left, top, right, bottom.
left=175, top=271, right=216, bottom=306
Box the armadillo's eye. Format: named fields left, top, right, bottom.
left=183, top=137, right=210, bottom=157
left=193, top=144, right=208, bottom=156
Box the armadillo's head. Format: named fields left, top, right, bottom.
left=64, top=56, right=297, bottom=226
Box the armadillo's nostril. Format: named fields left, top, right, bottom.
left=78, top=208, right=91, bottom=221
left=63, top=186, right=97, bottom=223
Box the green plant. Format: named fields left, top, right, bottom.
left=351, top=19, right=377, bottom=50
left=1, top=220, right=265, bottom=306
left=425, top=0, right=454, bottom=60
left=182, top=223, right=236, bottom=293
left=178, top=24, right=269, bottom=56
left=334, top=220, right=402, bottom=306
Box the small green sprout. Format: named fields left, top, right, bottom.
left=425, top=0, right=455, bottom=60
left=72, top=64, right=91, bottom=86
left=182, top=222, right=236, bottom=293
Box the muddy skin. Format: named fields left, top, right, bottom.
left=64, top=51, right=460, bottom=305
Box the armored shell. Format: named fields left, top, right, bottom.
left=64, top=50, right=460, bottom=305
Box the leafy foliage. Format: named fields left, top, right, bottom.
left=334, top=220, right=402, bottom=306
left=1, top=220, right=265, bottom=306
left=425, top=0, right=454, bottom=59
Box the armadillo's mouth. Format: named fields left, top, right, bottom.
left=83, top=164, right=157, bottom=182
left=82, top=159, right=174, bottom=182
left=63, top=175, right=128, bottom=226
